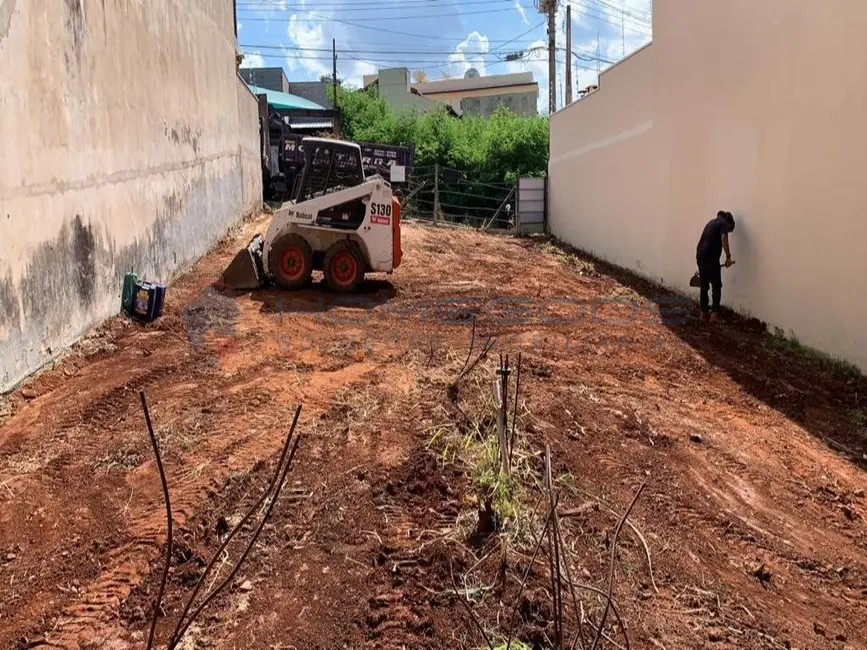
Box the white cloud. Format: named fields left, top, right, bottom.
left=240, top=51, right=265, bottom=69
left=285, top=12, right=331, bottom=78
left=449, top=31, right=490, bottom=77
left=514, top=1, right=529, bottom=26
left=345, top=59, right=377, bottom=87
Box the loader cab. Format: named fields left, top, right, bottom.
left=291, top=138, right=366, bottom=203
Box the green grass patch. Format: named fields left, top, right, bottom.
left=771, top=328, right=863, bottom=380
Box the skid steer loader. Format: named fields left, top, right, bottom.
left=222, top=137, right=402, bottom=293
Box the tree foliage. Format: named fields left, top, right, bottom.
left=334, top=86, right=549, bottom=181
left=331, top=86, right=548, bottom=225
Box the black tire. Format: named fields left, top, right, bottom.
left=323, top=241, right=365, bottom=293
left=268, top=233, right=313, bottom=289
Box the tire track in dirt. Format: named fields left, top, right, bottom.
left=25, top=360, right=382, bottom=647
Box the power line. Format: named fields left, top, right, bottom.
left=238, top=0, right=534, bottom=8
left=489, top=19, right=547, bottom=53
left=239, top=21, right=546, bottom=55
left=296, top=16, right=543, bottom=43
left=245, top=51, right=543, bottom=64
left=242, top=45, right=612, bottom=66
left=572, top=1, right=651, bottom=35
left=241, top=44, right=541, bottom=55
left=238, top=6, right=522, bottom=22
left=584, top=0, right=652, bottom=24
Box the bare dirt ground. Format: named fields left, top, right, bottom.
left=1, top=215, right=865, bottom=650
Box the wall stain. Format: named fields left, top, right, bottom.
left=72, top=214, right=96, bottom=304
left=1, top=173, right=220, bottom=390
left=0, top=0, right=16, bottom=46
left=164, top=124, right=201, bottom=156
left=65, top=0, right=85, bottom=49
left=63, top=0, right=85, bottom=68
left=0, top=269, right=20, bottom=334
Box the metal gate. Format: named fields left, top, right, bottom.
left=516, top=176, right=547, bottom=234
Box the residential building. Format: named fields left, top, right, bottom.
left=548, top=0, right=867, bottom=371
left=287, top=80, right=330, bottom=108
left=239, top=66, right=291, bottom=93
left=363, top=68, right=538, bottom=117
left=415, top=69, right=538, bottom=117
left=240, top=67, right=332, bottom=107
left=363, top=68, right=452, bottom=115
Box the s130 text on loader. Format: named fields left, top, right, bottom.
left=222, top=137, right=402, bottom=293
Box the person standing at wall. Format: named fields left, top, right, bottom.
left=695, top=211, right=736, bottom=321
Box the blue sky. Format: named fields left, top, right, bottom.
left=236, top=0, right=652, bottom=114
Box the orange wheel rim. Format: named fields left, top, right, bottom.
left=331, top=251, right=358, bottom=285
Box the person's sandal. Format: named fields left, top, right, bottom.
left=710, top=312, right=722, bottom=323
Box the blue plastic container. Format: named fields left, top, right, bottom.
left=131, top=281, right=166, bottom=322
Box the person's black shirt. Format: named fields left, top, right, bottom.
left=696, top=215, right=733, bottom=265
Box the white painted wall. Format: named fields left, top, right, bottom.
left=0, top=0, right=262, bottom=391
left=549, top=0, right=867, bottom=371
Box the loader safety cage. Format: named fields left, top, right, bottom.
left=291, top=139, right=366, bottom=203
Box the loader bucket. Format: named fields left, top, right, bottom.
left=221, top=234, right=266, bottom=290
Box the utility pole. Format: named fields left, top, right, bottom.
left=565, top=3, right=572, bottom=105
left=332, top=38, right=340, bottom=137
left=538, top=0, right=557, bottom=114
left=332, top=39, right=338, bottom=108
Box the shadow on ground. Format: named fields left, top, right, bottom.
left=521, top=235, right=867, bottom=470
left=220, top=278, right=398, bottom=316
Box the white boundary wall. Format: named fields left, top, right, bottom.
left=549, top=0, right=867, bottom=370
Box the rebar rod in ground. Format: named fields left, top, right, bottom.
left=589, top=481, right=646, bottom=650
left=576, top=488, right=659, bottom=595
left=555, top=507, right=586, bottom=650
left=168, top=405, right=302, bottom=648
left=456, top=335, right=496, bottom=383
left=506, top=494, right=558, bottom=650
left=170, top=434, right=302, bottom=649
left=455, top=315, right=477, bottom=379
left=508, top=352, right=523, bottom=470
left=544, top=446, right=564, bottom=649
left=497, top=355, right=511, bottom=475
left=449, top=558, right=495, bottom=650
left=564, top=578, right=630, bottom=650
left=139, top=391, right=173, bottom=650
left=513, top=530, right=629, bottom=649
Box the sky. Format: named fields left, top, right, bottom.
left=236, top=0, right=653, bottom=114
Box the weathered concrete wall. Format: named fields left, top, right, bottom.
left=0, top=0, right=262, bottom=391
left=549, top=0, right=867, bottom=371
left=239, top=67, right=290, bottom=93
left=288, top=81, right=330, bottom=108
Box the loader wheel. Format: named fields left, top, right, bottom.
left=269, top=234, right=313, bottom=289
left=324, top=241, right=364, bottom=293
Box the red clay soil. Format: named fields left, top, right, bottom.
left=0, top=216, right=865, bottom=650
